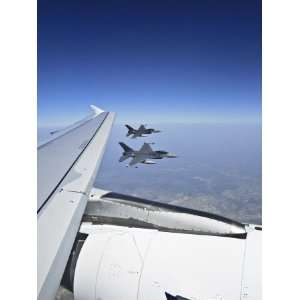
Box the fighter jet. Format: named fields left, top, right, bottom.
left=125, top=124, right=161, bottom=138
left=119, top=142, right=177, bottom=167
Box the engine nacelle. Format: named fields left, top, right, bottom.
left=72, top=225, right=261, bottom=300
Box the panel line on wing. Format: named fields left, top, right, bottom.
left=37, top=112, right=109, bottom=215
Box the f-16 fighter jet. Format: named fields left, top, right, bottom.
left=119, top=142, right=177, bottom=167
left=125, top=124, right=161, bottom=138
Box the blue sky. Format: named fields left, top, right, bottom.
left=38, top=0, right=261, bottom=126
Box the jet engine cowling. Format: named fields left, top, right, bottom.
left=71, top=224, right=261, bottom=300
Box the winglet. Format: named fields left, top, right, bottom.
left=90, top=105, right=105, bottom=116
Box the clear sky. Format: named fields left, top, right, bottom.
left=38, top=0, right=261, bottom=126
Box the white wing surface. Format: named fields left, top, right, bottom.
left=37, top=106, right=115, bottom=300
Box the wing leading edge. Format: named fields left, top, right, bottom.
left=37, top=107, right=115, bottom=300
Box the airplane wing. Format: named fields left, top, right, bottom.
left=37, top=105, right=115, bottom=300
left=128, top=154, right=149, bottom=166
left=131, top=132, right=142, bottom=138
left=139, top=142, right=153, bottom=153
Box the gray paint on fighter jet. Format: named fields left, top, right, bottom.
left=118, top=142, right=177, bottom=167
left=125, top=124, right=161, bottom=139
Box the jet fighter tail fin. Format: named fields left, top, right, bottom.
left=119, top=142, right=133, bottom=153
left=125, top=124, right=134, bottom=131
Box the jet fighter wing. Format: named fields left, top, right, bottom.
left=131, top=125, right=146, bottom=138
left=131, top=131, right=142, bottom=138
left=139, top=142, right=153, bottom=153
left=37, top=105, right=115, bottom=300
left=128, top=154, right=149, bottom=166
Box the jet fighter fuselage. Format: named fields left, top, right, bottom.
left=119, top=142, right=176, bottom=166
left=125, top=124, right=161, bottom=138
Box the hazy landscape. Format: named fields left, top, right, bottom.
left=94, top=123, right=262, bottom=224
left=38, top=122, right=261, bottom=224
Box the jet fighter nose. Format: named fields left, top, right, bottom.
left=167, top=153, right=177, bottom=158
